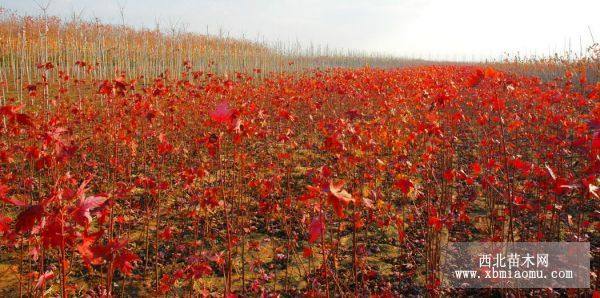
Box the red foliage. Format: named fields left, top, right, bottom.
left=0, top=64, right=597, bottom=296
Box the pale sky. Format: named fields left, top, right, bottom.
left=3, top=0, right=599, bottom=61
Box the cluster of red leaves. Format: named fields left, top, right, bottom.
left=0, top=64, right=598, bottom=296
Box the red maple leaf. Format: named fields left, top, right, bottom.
left=159, top=227, right=173, bottom=240
left=308, top=215, right=324, bottom=243
left=471, top=162, right=482, bottom=176
left=35, top=270, right=55, bottom=289
left=394, top=178, right=413, bottom=195
left=114, top=249, right=140, bottom=276
left=329, top=180, right=353, bottom=203
left=428, top=216, right=442, bottom=230
left=72, top=196, right=108, bottom=226
left=15, top=205, right=44, bottom=233
left=302, top=246, right=313, bottom=258
left=76, top=231, right=104, bottom=266
left=188, top=262, right=213, bottom=279
left=0, top=183, right=27, bottom=206
left=0, top=215, right=12, bottom=233
left=209, top=102, right=233, bottom=124
left=327, top=180, right=354, bottom=218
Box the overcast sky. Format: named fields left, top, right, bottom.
left=3, top=0, right=599, bottom=61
